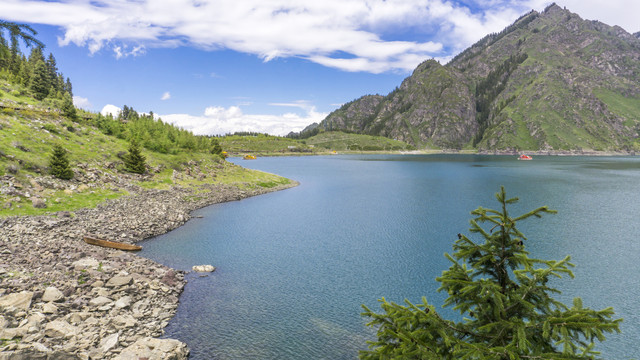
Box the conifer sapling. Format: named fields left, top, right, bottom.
left=49, top=144, right=73, bottom=180
left=361, top=186, right=621, bottom=359
left=124, top=139, right=147, bottom=174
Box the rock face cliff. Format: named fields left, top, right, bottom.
left=315, top=4, right=640, bottom=151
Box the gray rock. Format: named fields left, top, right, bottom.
left=0, top=327, right=26, bottom=340
left=114, top=337, right=189, bottom=360
left=114, top=295, right=132, bottom=309
left=41, top=302, right=57, bottom=314
left=0, top=291, right=34, bottom=311
left=112, top=314, right=137, bottom=329
left=88, top=296, right=112, bottom=307
left=42, top=286, right=64, bottom=302
left=106, top=275, right=133, bottom=287
left=32, top=342, right=52, bottom=353
left=44, top=320, right=77, bottom=339
left=192, top=264, right=215, bottom=272
left=31, top=198, right=47, bottom=209
left=71, top=257, right=100, bottom=270
left=100, top=332, right=119, bottom=353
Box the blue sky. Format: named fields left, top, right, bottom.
left=2, top=0, right=639, bottom=135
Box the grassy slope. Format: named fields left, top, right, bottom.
left=219, top=133, right=313, bottom=155
left=304, top=131, right=413, bottom=151
left=219, top=131, right=414, bottom=155
left=0, top=83, right=293, bottom=217
left=473, top=12, right=639, bottom=151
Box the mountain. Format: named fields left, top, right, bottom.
left=313, top=4, right=640, bottom=151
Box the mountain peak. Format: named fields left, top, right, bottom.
left=543, top=2, right=564, bottom=14
left=318, top=5, right=640, bottom=151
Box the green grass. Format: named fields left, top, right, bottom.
left=213, top=162, right=293, bottom=190
left=218, top=131, right=414, bottom=154
left=593, top=88, right=640, bottom=127
left=220, top=134, right=312, bottom=155
left=0, top=188, right=125, bottom=217
left=305, top=131, right=413, bottom=151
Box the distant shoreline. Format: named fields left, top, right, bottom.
left=229, top=149, right=638, bottom=157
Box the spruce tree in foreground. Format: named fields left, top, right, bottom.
left=361, top=187, right=621, bottom=359
left=124, top=139, right=146, bottom=174
left=49, top=144, right=73, bottom=180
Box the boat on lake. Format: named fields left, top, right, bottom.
left=83, top=234, right=142, bottom=251
left=243, top=154, right=256, bottom=160
left=518, top=154, right=533, bottom=160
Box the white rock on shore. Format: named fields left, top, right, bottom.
left=192, top=265, right=216, bottom=272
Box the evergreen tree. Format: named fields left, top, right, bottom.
left=8, top=37, right=20, bottom=76
left=30, top=60, right=49, bottom=100
left=45, top=53, right=58, bottom=89
left=210, top=138, right=223, bottom=155
left=64, top=77, right=73, bottom=97
left=0, top=20, right=44, bottom=49
left=49, top=144, right=73, bottom=180
left=361, top=187, right=621, bottom=359
left=124, top=139, right=147, bottom=174
left=61, top=93, right=77, bottom=120
left=28, top=46, right=45, bottom=67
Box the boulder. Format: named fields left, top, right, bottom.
left=112, top=314, right=137, bottom=329
left=106, top=275, right=133, bottom=287
left=114, top=337, right=189, bottom=360
left=89, top=296, right=112, bottom=307
left=31, top=198, right=47, bottom=209
left=44, top=320, right=77, bottom=339
left=42, top=302, right=58, bottom=314
left=42, top=286, right=64, bottom=302
left=0, top=291, right=34, bottom=311
left=100, top=333, right=119, bottom=353
left=114, top=295, right=132, bottom=309
left=71, top=257, right=100, bottom=270
left=192, top=265, right=215, bottom=272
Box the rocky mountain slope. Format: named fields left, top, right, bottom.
left=316, top=4, right=640, bottom=151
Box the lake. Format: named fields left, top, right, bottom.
left=139, top=154, right=640, bottom=359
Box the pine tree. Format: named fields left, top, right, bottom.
left=124, top=139, right=146, bottom=174
left=45, top=53, right=58, bottom=90
left=61, top=93, right=77, bottom=120
left=49, top=144, right=73, bottom=180
left=361, top=187, right=621, bottom=359
left=30, top=60, right=49, bottom=100
left=210, top=138, right=223, bottom=155
left=64, top=77, right=73, bottom=97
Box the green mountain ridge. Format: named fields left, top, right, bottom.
left=312, top=3, right=640, bottom=151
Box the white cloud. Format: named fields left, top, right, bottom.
left=161, top=91, right=171, bottom=101
left=101, top=104, right=121, bottom=117
left=0, top=0, right=549, bottom=73
left=113, top=44, right=146, bottom=59
left=72, top=96, right=91, bottom=109
left=160, top=105, right=327, bottom=136
left=2, top=0, right=636, bottom=73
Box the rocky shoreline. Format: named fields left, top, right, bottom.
left=0, top=177, right=297, bottom=359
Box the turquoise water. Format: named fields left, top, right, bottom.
left=140, top=155, right=640, bottom=359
